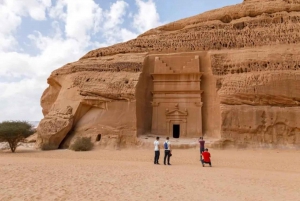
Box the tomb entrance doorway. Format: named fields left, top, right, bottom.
left=173, top=124, right=180, bottom=138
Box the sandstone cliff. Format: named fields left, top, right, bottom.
left=37, top=0, right=300, bottom=149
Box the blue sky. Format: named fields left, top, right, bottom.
left=0, top=0, right=242, bottom=121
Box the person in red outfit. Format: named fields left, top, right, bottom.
left=201, top=148, right=212, bottom=167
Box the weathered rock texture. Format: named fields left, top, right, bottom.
left=37, top=0, right=300, bottom=149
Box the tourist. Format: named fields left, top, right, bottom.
left=199, top=137, right=205, bottom=160
left=164, top=137, right=171, bottom=165
left=154, top=137, right=160, bottom=164
left=201, top=148, right=212, bottom=167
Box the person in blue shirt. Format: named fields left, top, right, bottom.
left=163, top=137, right=171, bottom=165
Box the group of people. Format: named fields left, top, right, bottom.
left=153, top=136, right=211, bottom=167
left=154, top=137, right=172, bottom=165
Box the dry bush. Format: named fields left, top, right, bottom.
left=40, top=144, right=58, bottom=151
left=69, top=137, right=93, bottom=151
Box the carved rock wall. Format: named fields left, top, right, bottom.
left=37, top=0, right=300, bottom=149
left=210, top=44, right=300, bottom=147
left=220, top=105, right=300, bottom=147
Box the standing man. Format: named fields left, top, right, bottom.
left=154, top=137, right=160, bottom=165
left=199, top=137, right=205, bottom=161
left=164, top=137, right=171, bottom=165
left=201, top=148, right=212, bottom=167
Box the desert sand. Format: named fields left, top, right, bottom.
left=0, top=148, right=300, bottom=201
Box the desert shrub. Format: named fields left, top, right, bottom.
left=0, top=121, right=35, bottom=153
left=40, top=144, right=58, bottom=151
left=70, top=137, right=93, bottom=151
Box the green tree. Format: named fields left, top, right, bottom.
left=0, top=121, right=35, bottom=153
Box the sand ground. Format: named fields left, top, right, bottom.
left=0, top=147, right=300, bottom=201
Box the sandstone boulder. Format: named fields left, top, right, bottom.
left=37, top=106, right=74, bottom=149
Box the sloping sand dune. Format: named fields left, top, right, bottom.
left=0, top=148, right=299, bottom=201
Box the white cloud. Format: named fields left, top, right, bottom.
left=0, top=0, right=164, bottom=121
left=101, top=1, right=137, bottom=45
left=0, top=35, right=18, bottom=51
left=0, top=2, right=21, bottom=50
left=104, top=1, right=128, bottom=30
left=133, top=0, right=163, bottom=33
left=0, top=78, right=46, bottom=121
left=2, top=0, right=51, bottom=21
left=64, top=0, right=102, bottom=42
left=0, top=0, right=51, bottom=51
left=48, top=1, right=67, bottom=20
left=120, top=28, right=138, bottom=42
left=49, top=0, right=103, bottom=43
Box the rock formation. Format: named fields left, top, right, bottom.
left=37, top=0, right=300, bottom=149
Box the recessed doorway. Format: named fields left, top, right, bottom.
left=96, top=134, right=101, bottom=142
left=173, top=124, right=180, bottom=138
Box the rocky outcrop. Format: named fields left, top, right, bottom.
left=37, top=54, right=146, bottom=149
left=37, top=106, right=74, bottom=149
left=37, top=0, right=300, bottom=149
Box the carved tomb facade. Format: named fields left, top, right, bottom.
left=151, top=55, right=203, bottom=138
